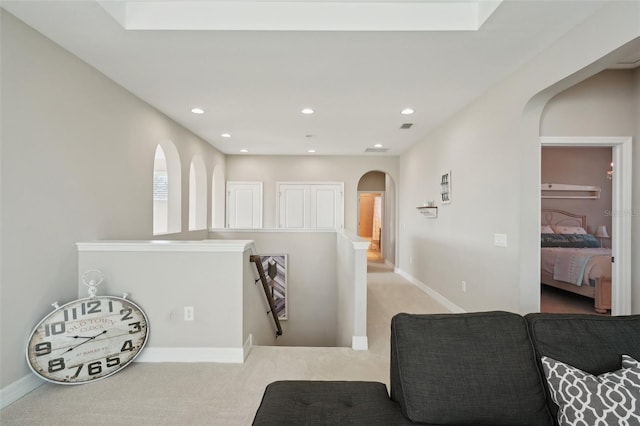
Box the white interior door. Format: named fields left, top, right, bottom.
left=311, top=184, right=343, bottom=229
left=226, top=182, right=263, bottom=228
left=278, top=183, right=343, bottom=229
left=279, top=184, right=310, bottom=228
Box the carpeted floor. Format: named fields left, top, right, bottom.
left=1, top=262, right=448, bottom=425
left=540, top=284, right=610, bottom=316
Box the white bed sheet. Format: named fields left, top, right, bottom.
left=540, top=247, right=612, bottom=286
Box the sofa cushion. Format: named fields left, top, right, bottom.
left=526, top=313, right=640, bottom=375
left=541, top=355, right=640, bottom=425
left=252, top=381, right=410, bottom=426
left=390, top=311, right=553, bottom=425
left=525, top=313, right=640, bottom=422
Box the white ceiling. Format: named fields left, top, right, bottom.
left=2, top=1, right=618, bottom=156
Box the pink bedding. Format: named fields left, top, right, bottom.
left=540, top=247, right=612, bottom=286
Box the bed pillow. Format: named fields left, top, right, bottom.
left=541, top=355, right=640, bottom=426
left=551, top=225, right=587, bottom=235
left=540, top=225, right=554, bottom=234
left=540, top=233, right=600, bottom=248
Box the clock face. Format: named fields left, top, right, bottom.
left=26, top=296, right=149, bottom=384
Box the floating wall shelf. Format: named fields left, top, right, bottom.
left=541, top=183, right=601, bottom=200
left=417, top=206, right=438, bottom=218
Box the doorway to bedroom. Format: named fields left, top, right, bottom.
left=540, top=145, right=613, bottom=315
left=539, top=137, right=632, bottom=316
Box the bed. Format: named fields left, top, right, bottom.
left=540, top=209, right=612, bottom=313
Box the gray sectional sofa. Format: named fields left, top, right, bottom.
left=252, top=311, right=640, bottom=425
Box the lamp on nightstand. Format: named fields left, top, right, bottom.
left=595, top=225, right=610, bottom=248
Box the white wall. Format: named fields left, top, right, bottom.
left=396, top=2, right=640, bottom=314
left=336, top=231, right=369, bottom=349
left=0, top=11, right=226, bottom=391
left=76, top=241, right=277, bottom=361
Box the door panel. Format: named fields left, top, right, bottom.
left=226, top=182, right=263, bottom=228
left=279, top=184, right=309, bottom=228
left=311, top=185, right=340, bottom=229
left=278, top=183, right=343, bottom=229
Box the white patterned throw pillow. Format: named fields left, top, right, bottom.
left=541, top=355, right=640, bottom=426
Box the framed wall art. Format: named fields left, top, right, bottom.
left=260, top=254, right=288, bottom=320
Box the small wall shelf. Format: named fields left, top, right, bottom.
left=417, top=206, right=438, bottom=218
left=541, top=183, right=601, bottom=200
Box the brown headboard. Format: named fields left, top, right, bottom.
left=541, top=209, right=587, bottom=230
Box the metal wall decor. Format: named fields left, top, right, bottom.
left=440, top=171, right=451, bottom=204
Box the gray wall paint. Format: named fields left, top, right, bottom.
left=78, top=250, right=245, bottom=348
left=1, top=12, right=225, bottom=388
left=397, top=2, right=639, bottom=314
left=209, top=231, right=339, bottom=347
left=384, top=174, right=397, bottom=265
left=541, top=70, right=636, bottom=136
left=357, top=171, right=385, bottom=191
left=3, top=1, right=640, bottom=395
left=636, top=68, right=640, bottom=313
left=242, top=249, right=278, bottom=347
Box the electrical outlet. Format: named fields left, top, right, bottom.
left=184, top=306, right=194, bottom=321
left=461, top=281, right=467, bottom=293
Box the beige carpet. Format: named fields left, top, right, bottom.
left=1, top=262, right=448, bottom=425
left=540, top=284, right=610, bottom=316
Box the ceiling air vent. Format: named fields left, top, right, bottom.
left=400, top=123, right=413, bottom=129
left=365, top=147, right=390, bottom=153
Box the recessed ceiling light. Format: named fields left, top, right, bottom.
left=191, top=108, right=205, bottom=114
left=374, top=144, right=383, bottom=148
left=221, top=133, right=231, bottom=138
left=308, top=149, right=316, bottom=153
left=401, top=108, right=415, bottom=115
left=240, top=149, right=248, bottom=153
left=301, top=108, right=315, bottom=115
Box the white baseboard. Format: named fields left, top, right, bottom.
left=395, top=268, right=466, bottom=313
left=135, top=347, right=245, bottom=363
left=352, top=335, right=368, bottom=351
left=1, top=373, right=44, bottom=409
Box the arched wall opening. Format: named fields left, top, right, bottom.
left=189, top=155, right=207, bottom=231
left=153, top=141, right=181, bottom=235
left=356, top=170, right=397, bottom=265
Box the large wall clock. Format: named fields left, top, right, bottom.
left=26, top=270, right=149, bottom=384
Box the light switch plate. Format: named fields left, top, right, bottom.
left=494, top=233, right=507, bottom=247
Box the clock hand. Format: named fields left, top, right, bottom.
left=69, top=335, right=97, bottom=339
left=64, top=330, right=107, bottom=353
